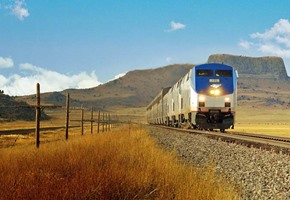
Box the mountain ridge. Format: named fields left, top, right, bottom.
left=11, top=54, right=290, bottom=119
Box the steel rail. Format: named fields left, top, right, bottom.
left=150, top=125, right=290, bottom=155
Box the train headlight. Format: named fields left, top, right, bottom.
left=210, top=89, right=221, bottom=96
left=198, top=96, right=205, bottom=107
left=199, top=96, right=205, bottom=102
left=225, top=97, right=231, bottom=107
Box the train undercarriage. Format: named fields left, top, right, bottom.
left=195, top=110, right=234, bottom=132
left=164, top=110, right=234, bottom=133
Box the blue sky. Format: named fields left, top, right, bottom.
left=1, top=0, right=290, bottom=95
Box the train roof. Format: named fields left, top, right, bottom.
left=146, top=87, right=171, bottom=110
left=195, top=63, right=235, bottom=70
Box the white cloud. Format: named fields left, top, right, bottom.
left=250, top=19, right=290, bottom=40
left=0, top=57, right=14, bottom=68
left=5, top=0, right=29, bottom=20
left=239, top=19, right=290, bottom=59
left=258, top=43, right=290, bottom=58
left=238, top=40, right=253, bottom=50
left=166, top=21, right=186, bottom=32
left=0, top=63, right=102, bottom=96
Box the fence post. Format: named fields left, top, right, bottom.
left=108, top=113, right=111, bottom=131
left=81, top=105, right=84, bottom=135
left=35, top=83, right=40, bottom=148
left=102, top=112, right=105, bottom=132
left=65, top=93, right=70, bottom=140
left=90, top=106, right=93, bottom=134
left=98, top=111, right=100, bottom=133
left=105, top=113, right=108, bottom=132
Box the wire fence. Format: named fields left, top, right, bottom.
left=0, top=83, right=122, bottom=148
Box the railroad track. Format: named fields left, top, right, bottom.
left=152, top=125, right=290, bottom=155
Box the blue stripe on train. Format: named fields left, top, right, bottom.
left=193, top=63, right=235, bottom=95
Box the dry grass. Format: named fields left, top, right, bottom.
left=233, top=107, right=290, bottom=137
left=0, top=108, right=82, bottom=130
left=0, top=125, right=239, bottom=200
left=0, top=109, right=94, bottom=148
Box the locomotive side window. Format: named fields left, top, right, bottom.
left=196, top=70, right=213, bottom=76
left=216, top=70, right=232, bottom=77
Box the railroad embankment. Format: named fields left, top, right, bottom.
left=0, top=125, right=238, bottom=199
left=147, top=126, right=290, bottom=199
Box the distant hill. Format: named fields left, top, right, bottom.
left=60, top=54, right=290, bottom=109
left=0, top=94, right=49, bottom=121
left=47, top=64, right=195, bottom=110
left=15, top=54, right=290, bottom=114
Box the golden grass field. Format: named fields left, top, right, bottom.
left=0, top=103, right=289, bottom=199
left=0, top=124, right=239, bottom=200
left=1, top=104, right=290, bottom=148
left=233, top=106, right=290, bottom=137
left=119, top=105, right=290, bottom=138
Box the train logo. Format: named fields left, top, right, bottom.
left=210, top=84, right=221, bottom=88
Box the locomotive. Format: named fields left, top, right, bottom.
left=146, top=63, right=238, bottom=132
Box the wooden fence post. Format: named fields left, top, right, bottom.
left=105, top=113, right=108, bottom=132
left=35, top=83, right=40, bottom=148
left=90, top=106, right=93, bottom=134
left=102, top=112, right=105, bottom=132
left=81, top=105, right=84, bottom=135
left=65, top=93, right=70, bottom=140
left=112, top=115, right=116, bottom=128
left=108, top=113, right=111, bottom=131
left=98, top=111, right=100, bottom=133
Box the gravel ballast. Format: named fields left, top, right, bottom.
left=146, top=126, right=290, bottom=199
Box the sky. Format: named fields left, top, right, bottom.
left=1, top=0, right=290, bottom=96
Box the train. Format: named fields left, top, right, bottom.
left=146, top=63, right=238, bottom=132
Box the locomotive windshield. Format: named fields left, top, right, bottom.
left=196, top=70, right=213, bottom=76
left=194, top=65, right=235, bottom=95
left=216, top=70, right=232, bottom=77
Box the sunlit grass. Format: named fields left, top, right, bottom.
left=0, top=125, right=239, bottom=199
left=233, top=123, right=290, bottom=137
left=233, top=107, right=290, bottom=137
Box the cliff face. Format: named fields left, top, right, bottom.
left=208, top=54, right=288, bottom=79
